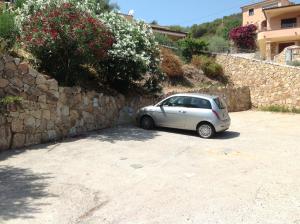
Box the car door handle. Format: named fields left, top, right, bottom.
left=178, top=111, right=187, bottom=114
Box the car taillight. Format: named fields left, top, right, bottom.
left=212, top=109, right=220, bottom=120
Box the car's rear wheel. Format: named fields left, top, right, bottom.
left=197, top=123, right=215, bottom=138
left=140, top=116, right=155, bottom=130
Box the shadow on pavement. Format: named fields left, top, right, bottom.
left=90, top=126, right=161, bottom=143
left=156, top=127, right=240, bottom=140
left=0, top=126, right=160, bottom=160
left=0, top=166, right=55, bottom=221
left=214, top=131, right=240, bottom=139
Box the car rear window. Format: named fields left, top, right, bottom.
left=214, top=98, right=226, bottom=109
left=189, top=97, right=212, bottom=109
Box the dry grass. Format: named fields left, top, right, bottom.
left=160, top=47, right=183, bottom=78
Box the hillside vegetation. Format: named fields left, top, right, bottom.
left=167, top=13, right=242, bottom=53
left=190, top=13, right=242, bottom=39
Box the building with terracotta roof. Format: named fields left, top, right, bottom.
left=242, top=0, right=300, bottom=61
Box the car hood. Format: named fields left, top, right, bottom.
left=140, top=105, right=155, bottom=111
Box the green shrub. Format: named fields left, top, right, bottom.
left=191, top=55, right=226, bottom=82
left=191, top=55, right=210, bottom=68
left=260, top=105, right=300, bottom=114
left=287, top=60, right=300, bottom=67
left=0, top=96, right=23, bottom=114
left=178, top=38, right=208, bottom=62
left=0, top=96, right=23, bottom=105
left=203, top=62, right=224, bottom=79
left=154, top=33, right=178, bottom=48
left=207, top=36, right=229, bottom=53
left=0, top=12, right=17, bottom=49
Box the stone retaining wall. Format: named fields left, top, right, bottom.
left=0, top=54, right=251, bottom=151
left=216, top=54, right=300, bottom=109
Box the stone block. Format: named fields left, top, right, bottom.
left=24, top=115, right=35, bottom=129
left=82, top=111, right=94, bottom=123
left=36, top=74, right=47, bottom=85
left=14, top=58, right=21, bottom=66
left=37, top=84, right=48, bottom=92
left=5, top=84, right=21, bottom=95
left=28, top=87, right=42, bottom=97
left=47, top=79, right=58, bottom=91
left=47, top=120, right=55, bottom=130
left=18, top=63, right=29, bottom=75
left=22, top=73, right=35, bottom=85
left=28, top=68, right=39, bottom=77
left=70, top=110, right=79, bottom=120
left=0, top=78, right=9, bottom=88
left=4, top=62, right=16, bottom=71
left=11, top=119, right=24, bottom=133
left=0, top=124, right=12, bottom=151
left=31, top=110, right=42, bottom=119
left=3, top=54, right=14, bottom=63
left=25, top=133, right=42, bottom=146
left=12, top=133, right=25, bottom=149
left=0, top=89, right=5, bottom=97
left=40, top=119, right=47, bottom=130
left=46, top=92, right=59, bottom=104
left=61, top=105, right=70, bottom=116
left=9, top=77, right=23, bottom=88
left=38, top=95, right=47, bottom=104
left=47, top=130, right=57, bottom=141
left=42, top=110, right=51, bottom=120
left=0, top=116, right=6, bottom=125
left=24, top=83, right=30, bottom=92
left=0, top=60, right=4, bottom=71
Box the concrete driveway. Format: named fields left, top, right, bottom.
left=0, top=111, right=300, bottom=224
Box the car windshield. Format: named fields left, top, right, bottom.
left=214, top=97, right=226, bottom=109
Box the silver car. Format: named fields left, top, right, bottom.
left=136, top=93, right=231, bottom=138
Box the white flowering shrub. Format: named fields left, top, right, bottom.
left=99, top=12, right=163, bottom=93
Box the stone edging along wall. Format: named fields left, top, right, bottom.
left=216, top=54, right=300, bottom=109
left=0, top=54, right=251, bottom=151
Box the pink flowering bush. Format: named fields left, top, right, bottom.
left=21, top=3, right=114, bottom=85
left=229, top=24, right=257, bottom=51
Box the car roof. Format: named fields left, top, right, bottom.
left=169, top=93, right=219, bottom=100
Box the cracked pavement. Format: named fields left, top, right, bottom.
left=0, top=111, right=300, bottom=224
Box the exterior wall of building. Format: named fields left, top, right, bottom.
left=242, top=0, right=292, bottom=30
left=242, top=5, right=267, bottom=30
left=267, top=11, right=300, bottom=30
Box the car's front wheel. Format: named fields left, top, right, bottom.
left=140, top=116, right=155, bottom=130
left=197, top=123, right=215, bottom=138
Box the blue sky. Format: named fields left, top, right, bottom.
left=113, top=0, right=300, bottom=26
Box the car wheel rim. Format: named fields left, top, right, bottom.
left=199, top=125, right=212, bottom=138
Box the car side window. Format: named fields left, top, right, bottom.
left=162, top=96, right=190, bottom=107
left=173, top=97, right=189, bottom=107
left=162, top=97, right=177, bottom=106
left=188, top=97, right=212, bottom=109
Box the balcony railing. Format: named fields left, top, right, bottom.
left=258, top=25, right=300, bottom=32
left=257, top=26, right=300, bottom=41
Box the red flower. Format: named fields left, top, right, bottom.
left=50, top=29, right=58, bottom=39
left=21, top=2, right=114, bottom=61
left=87, top=17, right=97, bottom=24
